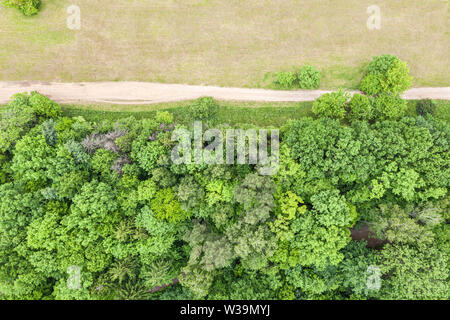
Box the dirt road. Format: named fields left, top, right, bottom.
left=0, top=81, right=449, bottom=105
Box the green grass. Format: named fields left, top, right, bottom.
left=61, top=101, right=313, bottom=127
left=59, top=99, right=449, bottom=127
left=2, top=97, right=448, bottom=126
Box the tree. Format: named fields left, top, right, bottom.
left=183, top=222, right=234, bottom=272
left=310, top=190, right=357, bottom=228
left=233, top=173, right=276, bottom=225
left=367, top=203, right=443, bottom=245
left=0, top=92, right=448, bottom=300
left=360, top=54, right=412, bottom=96
left=286, top=264, right=342, bottom=297
left=2, top=0, right=41, bottom=16
left=372, top=93, right=407, bottom=120
left=135, top=206, right=178, bottom=260
left=311, top=89, right=350, bottom=119
left=337, top=240, right=379, bottom=297
left=0, top=93, right=36, bottom=154
left=179, top=264, right=216, bottom=299
left=289, top=205, right=352, bottom=268
left=347, top=93, right=373, bottom=121
left=186, top=97, right=219, bottom=123
left=176, top=176, right=205, bottom=211
left=379, top=243, right=448, bottom=300
left=151, top=188, right=190, bottom=223
left=10, top=130, right=54, bottom=190
left=0, top=182, right=49, bottom=299
left=60, top=180, right=119, bottom=272
left=131, top=140, right=166, bottom=175
left=28, top=91, right=62, bottom=119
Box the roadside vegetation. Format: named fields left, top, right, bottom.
left=1, top=0, right=40, bottom=16
left=0, top=56, right=448, bottom=300
left=273, top=65, right=321, bottom=90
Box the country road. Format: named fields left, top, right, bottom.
left=1, top=81, right=449, bottom=105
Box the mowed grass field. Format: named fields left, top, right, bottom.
left=0, top=0, right=448, bottom=88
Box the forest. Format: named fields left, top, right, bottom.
left=0, top=55, right=448, bottom=300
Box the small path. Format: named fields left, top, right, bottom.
left=0, top=81, right=449, bottom=105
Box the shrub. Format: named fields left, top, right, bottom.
left=155, top=111, right=174, bottom=124
left=297, top=65, right=321, bottom=89
left=311, top=89, right=350, bottom=119
left=360, top=74, right=383, bottom=96
left=29, top=91, right=62, bottom=119
left=360, top=54, right=412, bottom=96
left=372, top=93, right=407, bottom=120
left=275, top=66, right=321, bottom=89
left=187, top=97, right=219, bottom=122
left=347, top=93, right=373, bottom=121
left=416, top=99, right=436, bottom=116
left=275, top=71, right=297, bottom=89
left=2, top=0, right=41, bottom=16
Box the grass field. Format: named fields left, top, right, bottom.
left=0, top=0, right=448, bottom=88
left=58, top=99, right=450, bottom=126
left=1, top=97, right=449, bottom=126
left=60, top=100, right=314, bottom=127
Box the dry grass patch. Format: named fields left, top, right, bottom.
left=0, top=0, right=448, bottom=88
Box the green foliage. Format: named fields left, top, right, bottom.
left=176, top=176, right=205, bottom=211
left=137, top=179, right=157, bottom=203
left=155, top=111, right=174, bottom=124
left=151, top=188, right=190, bottom=223
left=367, top=203, right=443, bottom=245
left=297, top=65, right=321, bottom=89
left=338, top=241, right=379, bottom=297
left=0, top=93, right=36, bottom=154
left=310, top=190, right=356, bottom=228
left=275, top=65, right=321, bottom=89
left=29, top=91, right=62, bottom=119
left=416, top=99, right=436, bottom=116
left=131, top=140, right=166, bottom=174
left=360, top=54, right=412, bottom=96
left=0, top=92, right=448, bottom=300
left=2, top=0, right=41, bottom=16
left=289, top=203, right=352, bottom=268
left=379, top=244, right=448, bottom=300
left=186, top=97, right=219, bottom=123
left=275, top=71, right=297, bottom=89
left=0, top=92, right=61, bottom=154
left=311, top=89, right=350, bottom=119
left=286, top=265, right=341, bottom=296
left=42, top=119, right=57, bottom=146
left=372, top=93, right=407, bottom=120
left=347, top=94, right=373, bottom=121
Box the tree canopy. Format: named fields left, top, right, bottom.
left=0, top=91, right=448, bottom=300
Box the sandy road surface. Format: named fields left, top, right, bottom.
left=0, top=81, right=449, bottom=105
